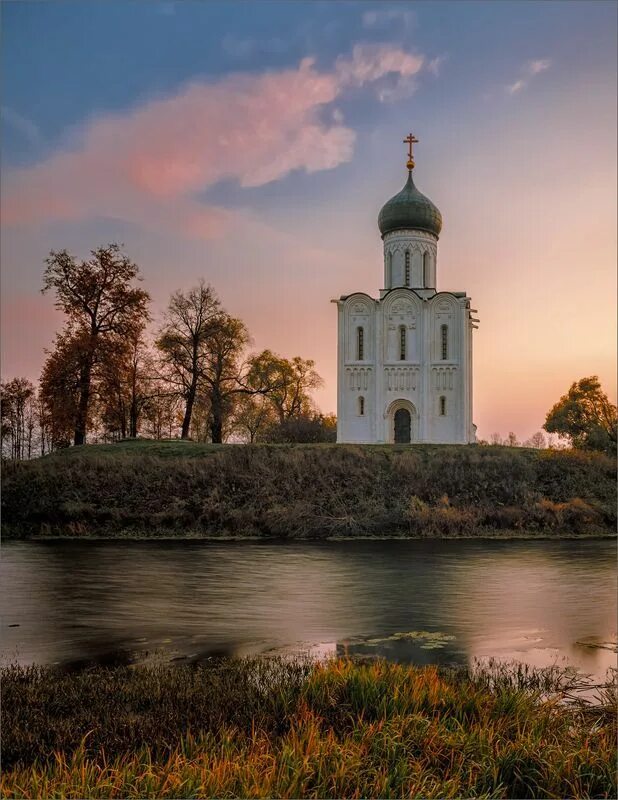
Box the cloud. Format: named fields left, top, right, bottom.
left=362, top=7, right=416, bottom=32
left=221, top=34, right=289, bottom=60
left=2, top=46, right=428, bottom=238
left=507, top=58, right=551, bottom=95
left=427, top=55, right=447, bottom=77
left=336, top=43, right=424, bottom=103
left=1, top=106, right=42, bottom=146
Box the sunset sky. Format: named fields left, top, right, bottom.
left=2, top=0, right=616, bottom=441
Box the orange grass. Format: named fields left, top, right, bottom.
left=2, top=658, right=616, bottom=798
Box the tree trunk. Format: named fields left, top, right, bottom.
left=74, top=359, right=93, bottom=446
left=129, top=401, right=138, bottom=438
left=181, top=383, right=197, bottom=439
left=210, top=389, right=223, bottom=444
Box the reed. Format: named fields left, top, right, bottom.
left=2, top=658, right=616, bottom=798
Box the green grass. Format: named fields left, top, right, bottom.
left=1, top=658, right=616, bottom=799
left=2, top=441, right=616, bottom=539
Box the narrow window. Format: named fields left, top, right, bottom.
left=399, top=326, right=406, bottom=361
left=423, top=252, right=429, bottom=286
left=440, top=396, right=446, bottom=416
left=357, top=327, right=364, bottom=360
left=404, top=251, right=410, bottom=286
left=441, top=324, right=448, bottom=360
left=358, top=396, right=365, bottom=416
left=387, top=252, right=393, bottom=286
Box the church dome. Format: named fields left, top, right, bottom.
left=378, top=171, right=442, bottom=238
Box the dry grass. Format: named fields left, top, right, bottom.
left=1, top=658, right=616, bottom=799
left=2, top=442, right=615, bottom=539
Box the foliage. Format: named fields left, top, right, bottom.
left=0, top=378, right=38, bottom=459
left=1, top=658, right=615, bottom=798
left=264, top=412, right=337, bottom=443
left=40, top=244, right=150, bottom=445
left=247, top=351, right=323, bottom=424
left=2, top=442, right=615, bottom=539
left=544, top=376, right=617, bottom=456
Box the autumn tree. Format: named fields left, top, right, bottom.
left=233, top=394, right=278, bottom=443
left=544, top=376, right=617, bottom=455
left=42, top=244, right=150, bottom=445
left=246, top=351, right=323, bottom=424
left=200, top=314, right=250, bottom=443
left=40, top=330, right=89, bottom=448
left=156, top=282, right=222, bottom=439
left=98, top=331, right=154, bottom=439
left=265, top=412, right=337, bottom=443
left=1, top=377, right=36, bottom=459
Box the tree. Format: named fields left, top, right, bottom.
left=264, top=412, right=337, bottom=443
left=246, top=351, right=323, bottom=424
left=199, top=314, right=250, bottom=443
left=505, top=432, right=520, bottom=447
left=544, top=376, right=617, bottom=455
left=156, top=281, right=222, bottom=439
left=98, top=331, right=154, bottom=439
left=142, top=384, right=181, bottom=440
left=42, top=244, right=150, bottom=445
left=524, top=431, right=546, bottom=449
left=489, top=432, right=503, bottom=446
left=40, top=330, right=88, bottom=449
left=1, top=377, right=35, bottom=459
left=233, top=394, right=278, bottom=443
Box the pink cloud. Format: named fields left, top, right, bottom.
left=2, top=47, right=427, bottom=239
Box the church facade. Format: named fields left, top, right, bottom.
left=334, top=135, right=478, bottom=445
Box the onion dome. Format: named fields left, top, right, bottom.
left=378, top=170, right=442, bottom=238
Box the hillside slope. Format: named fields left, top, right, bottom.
left=2, top=441, right=616, bottom=539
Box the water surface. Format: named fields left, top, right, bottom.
left=1, top=539, right=615, bottom=680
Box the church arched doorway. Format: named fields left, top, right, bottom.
left=385, top=399, right=418, bottom=443
left=394, top=408, right=411, bottom=443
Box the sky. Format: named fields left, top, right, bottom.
left=2, top=0, right=616, bottom=442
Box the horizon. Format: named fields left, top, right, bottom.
left=2, top=0, right=616, bottom=442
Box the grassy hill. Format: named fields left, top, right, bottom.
left=2, top=440, right=616, bottom=539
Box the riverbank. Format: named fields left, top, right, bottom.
left=2, top=658, right=615, bottom=799
left=2, top=441, right=615, bottom=539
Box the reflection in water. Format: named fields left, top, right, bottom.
left=1, top=539, right=615, bottom=679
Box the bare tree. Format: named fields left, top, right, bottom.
left=156, top=281, right=222, bottom=439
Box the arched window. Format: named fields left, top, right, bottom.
left=423, top=252, right=429, bottom=286
left=399, top=325, right=406, bottom=361
left=357, top=326, right=364, bottom=360
left=441, top=324, right=448, bottom=360
left=440, top=396, right=446, bottom=416
left=404, top=251, right=411, bottom=286
left=358, top=396, right=365, bottom=416
left=387, top=252, right=393, bottom=286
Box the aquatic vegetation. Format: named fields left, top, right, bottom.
left=358, top=630, right=456, bottom=649
left=1, top=658, right=616, bottom=798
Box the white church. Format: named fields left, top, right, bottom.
left=334, top=134, right=478, bottom=445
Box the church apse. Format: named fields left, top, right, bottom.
left=334, top=133, right=477, bottom=445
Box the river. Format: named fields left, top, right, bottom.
left=1, top=539, right=615, bottom=681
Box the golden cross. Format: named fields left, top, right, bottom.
left=403, top=132, right=419, bottom=170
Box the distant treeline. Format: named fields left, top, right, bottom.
left=2, top=441, right=615, bottom=539
left=1, top=244, right=335, bottom=458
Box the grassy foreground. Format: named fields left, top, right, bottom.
left=2, top=658, right=616, bottom=799
left=2, top=440, right=616, bottom=539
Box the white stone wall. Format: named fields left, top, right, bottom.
left=382, top=229, right=437, bottom=289
left=335, top=288, right=475, bottom=445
